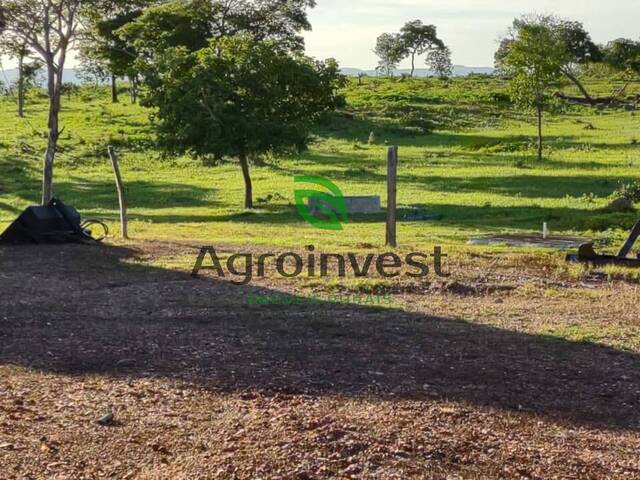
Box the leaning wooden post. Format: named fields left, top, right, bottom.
left=107, top=146, right=129, bottom=239
left=386, top=146, right=398, bottom=247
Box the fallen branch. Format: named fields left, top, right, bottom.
left=555, top=92, right=618, bottom=107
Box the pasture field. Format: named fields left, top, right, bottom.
left=1, top=76, right=639, bottom=250
left=2, top=76, right=640, bottom=479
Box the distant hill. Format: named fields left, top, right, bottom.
left=0, top=65, right=495, bottom=87
left=340, top=65, right=495, bottom=77
left=0, top=68, right=90, bottom=86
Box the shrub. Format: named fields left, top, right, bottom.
left=614, top=181, right=640, bottom=203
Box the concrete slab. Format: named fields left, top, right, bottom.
left=309, top=196, right=382, bottom=216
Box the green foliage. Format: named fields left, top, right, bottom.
left=374, top=20, right=448, bottom=77
left=426, top=46, right=453, bottom=79
left=498, top=15, right=572, bottom=160
left=499, top=19, right=566, bottom=109
left=400, top=20, right=444, bottom=53
left=604, top=38, right=640, bottom=78
left=78, top=2, right=152, bottom=82
left=496, top=15, right=600, bottom=101
left=374, top=33, right=407, bottom=76
left=614, top=181, right=640, bottom=203
left=139, top=35, right=344, bottom=208
left=143, top=36, right=344, bottom=161
left=399, top=20, right=445, bottom=76
left=109, top=0, right=328, bottom=208
left=117, top=1, right=209, bottom=58
left=495, top=15, right=599, bottom=70
left=119, top=0, right=317, bottom=59
left=555, top=19, right=601, bottom=65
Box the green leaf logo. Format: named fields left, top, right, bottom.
left=294, top=176, right=349, bottom=231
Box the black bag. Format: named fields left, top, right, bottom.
left=0, top=198, right=105, bottom=245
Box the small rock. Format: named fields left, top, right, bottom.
left=96, top=412, right=114, bottom=426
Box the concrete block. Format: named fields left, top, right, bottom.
left=309, top=196, right=382, bottom=216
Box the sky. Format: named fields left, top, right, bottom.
left=303, top=0, right=640, bottom=69
left=1, top=0, right=638, bottom=71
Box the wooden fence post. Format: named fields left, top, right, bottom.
left=386, top=146, right=398, bottom=247
left=107, top=146, right=129, bottom=239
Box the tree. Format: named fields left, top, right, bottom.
left=553, top=19, right=601, bottom=101
left=61, top=81, right=78, bottom=101
left=0, top=38, right=42, bottom=116
left=427, top=46, right=453, bottom=79
left=400, top=20, right=445, bottom=77
left=76, top=46, right=111, bottom=85
left=498, top=19, right=566, bottom=161
left=119, top=0, right=317, bottom=60
left=374, top=33, right=406, bottom=77
left=79, top=13, right=133, bottom=103
left=204, top=0, right=317, bottom=53
left=115, top=0, right=323, bottom=209
left=142, top=35, right=345, bottom=209
left=15, top=56, right=42, bottom=109
left=78, top=1, right=153, bottom=104
left=0, top=0, right=84, bottom=204
left=2, top=39, right=28, bottom=117
left=604, top=38, right=640, bottom=85
left=496, top=15, right=600, bottom=102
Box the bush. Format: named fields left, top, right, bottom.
left=614, top=181, right=640, bottom=203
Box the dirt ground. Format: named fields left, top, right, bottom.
left=1, top=241, right=640, bottom=479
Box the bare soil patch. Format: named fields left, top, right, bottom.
left=1, top=241, right=640, bottom=479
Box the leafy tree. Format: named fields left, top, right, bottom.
left=604, top=38, right=640, bottom=83
left=76, top=46, right=111, bottom=85
left=119, top=0, right=316, bottom=60
left=61, top=82, right=79, bottom=101
left=79, top=1, right=159, bottom=103
left=142, top=35, right=345, bottom=209
left=0, top=0, right=86, bottom=204
left=496, top=15, right=600, bottom=102
left=0, top=38, right=41, bottom=116
left=374, top=33, right=406, bottom=77
left=553, top=19, right=601, bottom=101
left=400, top=20, right=445, bottom=77
left=208, top=0, right=317, bottom=52
left=427, top=46, right=453, bottom=79
left=117, top=1, right=209, bottom=59
left=498, top=19, right=566, bottom=161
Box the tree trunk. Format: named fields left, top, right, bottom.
left=107, top=146, right=129, bottom=239
left=129, top=76, right=138, bottom=104
left=42, top=63, right=62, bottom=205
left=111, top=74, right=118, bottom=103
left=410, top=51, right=415, bottom=78
left=17, top=53, right=25, bottom=118
left=562, top=70, right=592, bottom=102
left=239, top=152, right=253, bottom=209
left=536, top=101, right=543, bottom=162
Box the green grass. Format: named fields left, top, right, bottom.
left=1, top=76, right=639, bottom=252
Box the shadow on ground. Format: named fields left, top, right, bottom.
left=0, top=243, right=639, bottom=431
left=126, top=203, right=638, bottom=235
